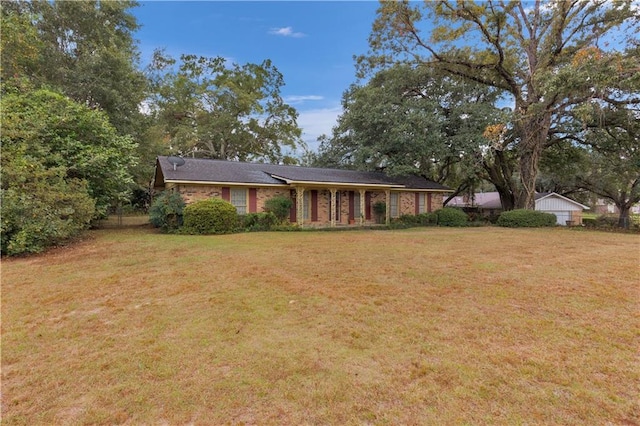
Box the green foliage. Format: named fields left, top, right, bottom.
left=372, top=201, right=386, bottom=223
left=314, top=65, right=503, bottom=193
left=15, top=0, right=147, bottom=135
left=393, top=213, right=438, bottom=227
left=435, top=208, right=468, bottom=227
left=497, top=210, right=557, bottom=228
left=0, top=2, right=43, bottom=92
left=1, top=151, right=95, bottom=256
left=242, top=212, right=279, bottom=232
left=360, top=1, right=639, bottom=209
left=149, top=192, right=185, bottom=232
left=2, top=89, right=137, bottom=217
left=147, top=51, right=303, bottom=162
left=182, top=199, right=239, bottom=235
left=263, top=196, right=293, bottom=223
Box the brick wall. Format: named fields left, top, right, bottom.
left=174, top=184, right=290, bottom=213
left=171, top=183, right=446, bottom=225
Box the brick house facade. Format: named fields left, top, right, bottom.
left=154, top=156, right=450, bottom=227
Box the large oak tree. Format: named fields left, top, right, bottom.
left=313, top=65, right=510, bottom=203
left=359, top=0, right=639, bottom=209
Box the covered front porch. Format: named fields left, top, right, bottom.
left=288, top=185, right=439, bottom=228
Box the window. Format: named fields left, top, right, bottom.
left=418, top=193, right=426, bottom=214
left=230, top=188, right=247, bottom=214
left=303, top=191, right=310, bottom=220
left=354, top=191, right=361, bottom=219
left=390, top=193, right=399, bottom=218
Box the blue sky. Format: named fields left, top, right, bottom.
left=132, top=1, right=382, bottom=153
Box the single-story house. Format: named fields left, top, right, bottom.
left=594, top=198, right=640, bottom=215
left=448, top=191, right=589, bottom=225
left=153, top=156, right=452, bottom=227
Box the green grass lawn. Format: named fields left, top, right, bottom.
left=2, top=227, right=639, bottom=425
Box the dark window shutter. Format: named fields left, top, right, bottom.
left=311, top=190, right=318, bottom=222
left=415, top=192, right=420, bottom=215
left=289, top=190, right=297, bottom=223
left=249, top=188, right=257, bottom=213
left=222, top=187, right=230, bottom=201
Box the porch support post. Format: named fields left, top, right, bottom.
left=359, top=189, right=366, bottom=225
left=296, top=187, right=305, bottom=226
left=385, top=189, right=391, bottom=225
left=330, top=188, right=337, bottom=228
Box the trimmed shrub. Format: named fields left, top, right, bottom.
left=417, top=212, right=438, bottom=226
left=183, top=198, right=239, bottom=235
left=393, top=213, right=437, bottom=227
left=263, top=196, right=293, bottom=223
left=435, top=207, right=468, bottom=227
left=593, top=215, right=618, bottom=228
left=149, top=191, right=185, bottom=232
left=497, top=209, right=557, bottom=227
left=242, top=212, right=279, bottom=232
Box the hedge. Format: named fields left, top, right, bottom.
left=497, top=209, right=557, bottom=227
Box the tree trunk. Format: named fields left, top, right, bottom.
left=482, top=149, right=517, bottom=211
left=496, top=186, right=516, bottom=211
left=515, top=109, right=552, bottom=209
left=617, top=204, right=631, bottom=229
left=518, top=147, right=540, bottom=209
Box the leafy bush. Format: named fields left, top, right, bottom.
left=3, top=89, right=137, bottom=218
left=242, top=212, right=279, bottom=232
left=593, top=215, right=619, bottom=228
left=182, top=198, right=239, bottom=235
left=1, top=177, right=95, bottom=256
left=417, top=212, right=438, bottom=226
left=435, top=207, right=468, bottom=226
left=373, top=201, right=386, bottom=223
left=393, top=213, right=437, bottom=227
left=263, top=196, right=293, bottom=223
left=1, top=151, right=95, bottom=256
left=149, top=191, right=185, bottom=232
left=497, top=209, right=557, bottom=227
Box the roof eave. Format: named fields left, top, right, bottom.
left=163, top=179, right=289, bottom=188
left=268, top=175, right=405, bottom=189
left=536, top=192, right=590, bottom=210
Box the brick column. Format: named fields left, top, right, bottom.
left=296, top=187, right=305, bottom=226
left=330, top=188, right=337, bottom=227
left=359, top=189, right=366, bottom=225
left=385, top=190, right=391, bottom=225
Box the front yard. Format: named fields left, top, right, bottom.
left=2, top=227, right=638, bottom=424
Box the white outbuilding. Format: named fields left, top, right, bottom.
left=449, top=192, right=589, bottom=225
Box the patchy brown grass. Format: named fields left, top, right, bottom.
left=2, top=227, right=639, bottom=425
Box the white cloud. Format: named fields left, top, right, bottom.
left=296, top=106, right=343, bottom=152
left=269, top=26, right=306, bottom=38
left=284, top=95, right=324, bottom=104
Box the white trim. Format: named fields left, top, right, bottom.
left=536, top=192, right=589, bottom=210
left=165, top=179, right=287, bottom=188
left=163, top=178, right=451, bottom=192
left=268, top=174, right=404, bottom=189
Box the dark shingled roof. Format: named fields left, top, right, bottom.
left=154, top=156, right=450, bottom=191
